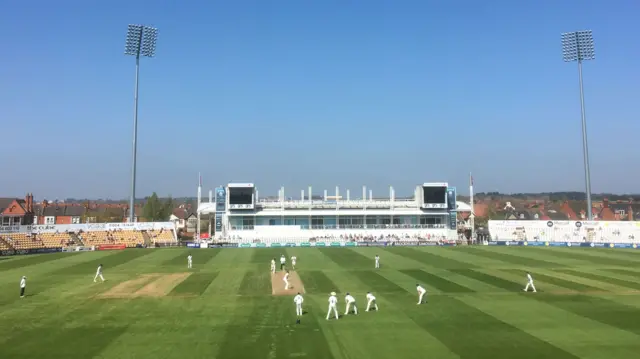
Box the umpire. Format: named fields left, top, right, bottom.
left=20, top=276, right=26, bottom=298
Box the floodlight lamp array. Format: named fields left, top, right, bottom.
left=562, top=30, right=595, bottom=62
left=125, top=24, right=158, bottom=57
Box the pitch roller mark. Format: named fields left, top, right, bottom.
left=405, top=296, right=579, bottom=359
left=400, top=269, right=475, bottom=293
left=450, top=269, right=521, bottom=291
left=387, top=247, right=475, bottom=268
left=461, top=247, right=565, bottom=267
left=317, top=247, right=371, bottom=268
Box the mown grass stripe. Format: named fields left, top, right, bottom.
left=163, top=249, right=222, bottom=266
left=538, top=295, right=640, bottom=336
left=601, top=268, right=640, bottom=278
left=350, top=270, right=407, bottom=293
left=237, top=270, right=272, bottom=295
left=403, top=295, right=579, bottom=359
left=216, top=296, right=279, bottom=359
left=0, top=252, right=80, bottom=271
left=297, top=271, right=339, bottom=294
left=0, top=326, right=128, bottom=358
left=526, top=272, right=603, bottom=292
left=554, top=269, right=640, bottom=291
left=525, top=247, right=639, bottom=267
left=250, top=247, right=285, bottom=264
left=400, top=269, right=475, bottom=293
left=52, top=250, right=153, bottom=275
left=170, top=272, right=219, bottom=296
left=387, top=247, right=475, bottom=268
left=317, top=247, right=371, bottom=268
left=450, top=269, right=521, bottom=291
left=461, top=247, right=564, bottom=267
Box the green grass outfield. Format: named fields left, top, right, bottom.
left=1, top=246, right=640, bottom=359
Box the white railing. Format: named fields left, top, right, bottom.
left=229, top=224, right=446, bottom=231
left=257, top=199, right=417, bottom=209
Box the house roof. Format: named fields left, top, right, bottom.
left=0, top=198, right=18, bottom=212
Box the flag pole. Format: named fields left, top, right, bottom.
left=469, top=173, right=475, bottom=244
left=197, top=173, right=202, bottom=242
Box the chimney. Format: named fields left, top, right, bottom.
left=42, top=199, right=48, bottom=208
left=628, top=201, right=634, bottom=221
left=603, top=198, right=609, bottom=208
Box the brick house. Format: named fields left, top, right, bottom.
left=0, top=194, right=35, bottom=226
left=33, top=201, right=87, bottom=224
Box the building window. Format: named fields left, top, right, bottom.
left=72, top=217, right=80, bottom=224
left=269, top=219, right=276, bottom=226
left=616, top=210, right=626, bottom=217
left=45, top=217, right=55, bottom=224
left=33, top=216, right=38, bottom=224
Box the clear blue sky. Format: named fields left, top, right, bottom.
left=1, top=0, right=638, bottom=200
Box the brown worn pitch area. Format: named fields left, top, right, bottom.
left=272, top=271, right=305, bottom=296
left=97, top=273, right=191, bottom=299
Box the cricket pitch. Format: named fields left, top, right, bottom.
left=98, top=273, right=191, bottom=299
left=271, top=271, right=305, bottom=296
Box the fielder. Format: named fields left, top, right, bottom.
left=365, top=292, right=379, bottom=311
left=416, top=284, right=427, bottom=304
left=270, top=258, right=276, bottom=273
left=344, top=292, right=358, bottom=315
left=524, top=272, right=537, bottom=292
left=20, top=276, right=27, bottom=298
left=93, top=264, right=105, bottom=283
left=326, top=292, right=339, bottom=320
left=283, top=270, right=290, bottom=290
left=293, top=292, right=304, bottom=323
left=280, top=255, right=286, bottom=271
left=187, top=254, right=193, bottom=269
left=291, top=255, right=297, bottom=270
left=374, top=255, right=380, bottom=269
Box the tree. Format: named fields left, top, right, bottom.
left=142, top=193, right=173, bottom=222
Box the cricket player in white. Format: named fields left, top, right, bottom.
left=280, top=255, right=286, bottom=271
left=374, top=255, right=380, bottom=269
left=416, top=284, right=426, bottom=304
left=365, top=292, right=379, bottom=311
left=20, top=276, right=27, bottom=298
left=327, top=292, right=339, bottom=320
left=283, top=270, right=290, bottom=290
left=344, top=293, right=358, bottom=315
left=291, top=255, right=297, bottom=270
left=270, top=258, right=276, bottom=273
left=524, top=272, right=537, bottom=292
left=187, top=254, right=193, bottom=269
left=94, top=264, right=105, bottom=282
left=294, top=292, right=304, bottom=323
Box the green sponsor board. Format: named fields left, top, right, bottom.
left=240, top=243, right=251, bottom=248
left=300, top=242, right=311, bottom=247
left=330, top=242, right=342, bottom=247
left=315, top=242, right=326, bottom=247
left=256, top=243, right=266, bottom=248
left=345, top=242, right=356, bottom=247
left=271, top=243, right=282, bottom=247
left=285, top=243, right=297, bottom=247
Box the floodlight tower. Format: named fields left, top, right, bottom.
left=124, top=24, right=158, bottom=222
left=562, top=30, right=595, bottom=221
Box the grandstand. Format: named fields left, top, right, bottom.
left=488, top=220, right=640, bottom=244
left=0, top=222, right=177, bottom=251
left=198, top=182, right=460, bottom=243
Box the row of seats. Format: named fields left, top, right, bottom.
left=0, top=229, right=177, bottom=250
left=79, top=230, right=145, bottom=248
